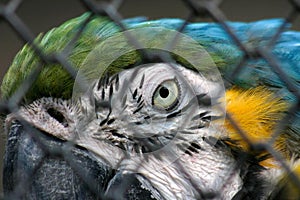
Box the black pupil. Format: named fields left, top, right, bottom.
left=159, top=86, right=169, bottom=98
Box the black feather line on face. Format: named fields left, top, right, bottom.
left=139, top=74, right=145, bottom=89
left=137, top=94, right=143, bottom=104
left=133, top=105, right=144, bottom=114
left=132, top=89, right=138, bottom=99
left=101, top=87, right=105, bottom=100
left=109, top=84, right=114, bottom=99
left=166, top=110, right=182, bottom=119
left=104, top=73, right=109, bottom=87
left=191, top=111, right=211, bottom=121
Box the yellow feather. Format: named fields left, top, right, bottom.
left=224, top=87, right=288, bottom=152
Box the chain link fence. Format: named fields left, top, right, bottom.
left=1, top=0, right=300, bottom=199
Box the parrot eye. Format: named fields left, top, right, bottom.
left=152, top=79, right=180, bottom=111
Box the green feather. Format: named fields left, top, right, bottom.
left=2, top=14, right=217, bottom=103
left=1, top=13, right=122, bottom=103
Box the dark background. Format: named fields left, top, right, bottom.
left=0, top=0, right=299, bottom=195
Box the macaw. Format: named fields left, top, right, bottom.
left=1, top=12, right=300, bottom=199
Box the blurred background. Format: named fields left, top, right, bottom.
left=0, top=0, right=299, bottom=195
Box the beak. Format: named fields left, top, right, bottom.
left=3, top=120, right=162, bottom=199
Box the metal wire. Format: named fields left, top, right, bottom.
left=1, top=0, right=300, bottom=199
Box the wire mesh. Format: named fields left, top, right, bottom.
left=0, top=0, right=300, bottom=199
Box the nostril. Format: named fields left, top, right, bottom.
left=47, top=108, right=68, bottom=127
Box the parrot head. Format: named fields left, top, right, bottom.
left=2, top=13, right=300, bottom=199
